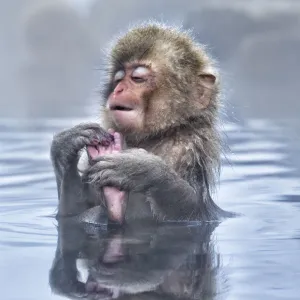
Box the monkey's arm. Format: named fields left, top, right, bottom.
left=50, top=123, right=112, bottom=216
left=83, top=149, right=219, bottom=221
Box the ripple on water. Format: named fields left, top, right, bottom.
left=216, top=120, right=300, bottom=300
left=0, top=118, right=89, bottom=248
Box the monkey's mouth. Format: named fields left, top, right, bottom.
left=110, top=105, right=133, bottom=111
left=108, top=103, right=137, bottom=126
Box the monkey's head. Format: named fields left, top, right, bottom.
left=102, top=23, right=219, bottom=141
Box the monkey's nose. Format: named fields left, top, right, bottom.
left=113, top=82, right=126, bottom=95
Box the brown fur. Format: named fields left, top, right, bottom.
left=103, top=22, right=221, bottom=192
left=51, top=22, right=232, bottom=224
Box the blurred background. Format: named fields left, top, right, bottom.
left=1, top=1, right=300, bottom=299
left=1, top=0, right=299, bottom=120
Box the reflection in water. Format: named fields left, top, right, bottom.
left=49, top=221, right=222, bottom=300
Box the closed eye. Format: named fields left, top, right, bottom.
left=131, top=76, right=146, bottom=83
left=114, top=70, right=125, bottom=82
left=131, top=66, right=149, bottom=83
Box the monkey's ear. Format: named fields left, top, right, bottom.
left=199, top=73, right=216, bottom=86
left=198, top=73, right=217, bottom=108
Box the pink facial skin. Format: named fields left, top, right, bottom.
left=87, top=129, right=127, bottom=225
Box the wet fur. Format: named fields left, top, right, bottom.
left=50, top=21, right=232, bottom=223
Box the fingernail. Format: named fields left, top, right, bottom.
left=108, top=128, right=115, bottom=134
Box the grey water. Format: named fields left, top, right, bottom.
left=0, top=117, right=299, bottom=300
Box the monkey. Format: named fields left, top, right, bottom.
left=49, top=219, right=221, bottom=299
left=50, top=22, right=234, bottom=225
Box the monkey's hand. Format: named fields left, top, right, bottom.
left=83, top=149, right=205, bottom=220
left=50, top=123, right=113, bottom=216
left=51, top=123, right=113, bottom=175
left=83, top=148, right=177, bottom=193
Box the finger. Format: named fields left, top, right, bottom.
left=105, top=144, right=113, bottom=155
left=87, top=145, right=99, bottom=160
left=88, top=171, right=122, bottom=187
left=97, top=144, right=108, bottom=156
left=90, top=155, right=107, bottom=163
left=96, top=176, right=126, bottom=189
left=86, top=160, right=115, bottom=176
left=113, top=132, right=123, bottom=152
left=80, top=128, right=112, bottom=143
left=98, top=145, right=106, bottom=156
left=98, top=144, right=110, bottom=156
left=87, top=138, right=101, bottom=146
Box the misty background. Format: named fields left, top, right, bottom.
left=1, top=0, right=299, bottom=174
left=1, top=0, right=299, bottom=120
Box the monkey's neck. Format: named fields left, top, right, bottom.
left=125, top=117, right=216, bottom=147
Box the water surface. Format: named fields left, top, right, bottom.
left=0, top=118, right=299, bottom=300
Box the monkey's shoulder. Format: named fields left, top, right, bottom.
left=146, top=137, right=201, bottom=173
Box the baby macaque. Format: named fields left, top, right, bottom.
left=50, top=22, right=234, bottom=225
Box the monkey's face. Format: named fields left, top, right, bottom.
left=106, top=63, right=155, bottom=132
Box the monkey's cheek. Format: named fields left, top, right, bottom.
left=104, top=188, right=127, bottom=225
left=110, top=110, right=142, bottom=130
